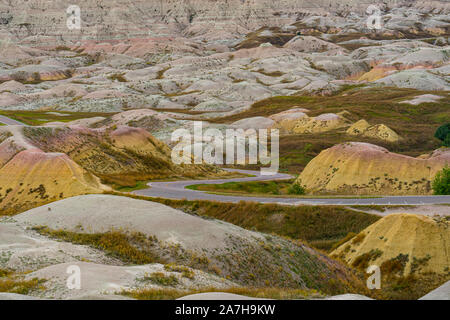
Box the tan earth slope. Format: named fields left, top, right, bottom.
left=0, top=125, right=221, bottom=214
left=22, top=125, right=222, bottom=186
left=346, top=120, right=400, bottom=143
left=0, top=149, right=105, bottom=214
left=331, top=214, right=450, bottom=276
left=0, top=126, right=107, bottom=214
left=296, top=142, right=450, bottom=195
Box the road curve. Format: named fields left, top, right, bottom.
left=0, top=115, right=27, bottom=126
left=135, top=169, right=450, bottom=206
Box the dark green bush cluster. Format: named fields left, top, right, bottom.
left=432, top=166, right=450, bottom=195
left=434, top=123, right=450, bottom=147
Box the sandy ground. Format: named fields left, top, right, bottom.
left=419, top=281, right=450, bottom=300
left=0, top=220, right=122, bottom=272
left=26, top=262, right=234, bottom=300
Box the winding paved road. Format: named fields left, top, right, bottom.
left=1, top=114, right=448, bottom=206
left=0, top=115, right=26, bottom=126
left=135, top=169, right=450, bottom=205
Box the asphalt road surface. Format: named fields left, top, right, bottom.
left=0, top=115, right=26, bottom=126
left=135, top=169, right=450, bottom=205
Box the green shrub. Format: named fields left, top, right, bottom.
left=288, top=183, right=306, bottom=195
left=444, top=134, right=450, bottom=148
left=432, top=166, right=450, bottom=195
left=434, top=123, right=450, bottom=147
left=145, top=272, right=179, bottom=287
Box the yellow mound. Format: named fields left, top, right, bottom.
left=110, top=126, right=172, bottom=156
left=296, top=142, right=450, bottom=195
left=346, top=119, right=370, bottom=135
left=292, top=113, right=350, bottom=134
left=23, top=125, right=222, bottom=185
left=0, top=149, right=105, bottom=214
left=358, top=66, right=396, bottom=82
left=346, top=120, right=400, bottom=143
left=331, top=214, right=449, bottom=276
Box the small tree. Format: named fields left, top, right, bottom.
left=444, top=135, right=450, bottom=148
left=432, top=166, right=450, bottom=195
left=434, top=123, right=450, bottom=147
left=288, top=183, right=306, bottom=195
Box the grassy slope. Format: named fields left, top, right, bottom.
left=34, top=209, right=369, bottom=296
left=0, top=269, right=45, bottom=295
left=186, top=180, right=381, bottom=198
left=0, top=110, right=115, bottom=126
left=116, top=193, right=380, bottom=252
left=187, top=180, right=296, bottom=195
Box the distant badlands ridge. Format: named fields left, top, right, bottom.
left=0, top=0, right=448, bottom=45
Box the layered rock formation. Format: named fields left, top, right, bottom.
left=0, top=124, right=220, bottom=213
left=0, top=2, right=447, bottom=120
left=3, top=1, right=447, bottom=45
left=296, top=142, right=450, bottom=195
left=0, top=148, right=105, bottom=214
left=346, top=120, right=400, bottom=143
left=331, top=213, right=450, bottom=276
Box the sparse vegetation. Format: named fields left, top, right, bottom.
left=380, top=254, right=409, bottom=276
left=32, top=227, right=160, bottom=265
left=351, top=249, right=383, bottom=270
left=0, top=110, right=115, bottom=126
left=143, top=272, right=179, bottom=287
left=0, top=269, right=45, bottom=295
left=108, top=73, right=128, bottom=82
left=164, top=264, right=195, bottom=279
left=112, top=193, right=380, bottom=252
left=288, top=183, right=306, bottom=195
left=187, top=180, right=295, bottom=195
left=434, top=123, right=450, bottom=147
left=351, top=233, right=366, bottom=245
left=115, top=180, right=150, bottom=192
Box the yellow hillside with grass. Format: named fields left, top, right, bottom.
left=331, top=213, right=450, bottom=276
left=0, top=149, right=106, bottom=215
left=296, top=142, right=450, bottom=195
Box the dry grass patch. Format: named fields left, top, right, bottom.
left=33, top=226, right=160, bottom=265
left=0, top=269, right=46, bottom=295
left=142, top=272, right=179, bottom=287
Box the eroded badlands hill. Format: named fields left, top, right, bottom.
left=11, top=194, right=367, bottom=298
left=331, top=213, right=449, bottom=299
left=0, top=125, right=220, bottom=214
left=296, top=142, right=450, bottom=195
left=0, top=148, right=105, bottom=215
left=332, top=214, right=449, bottom=276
